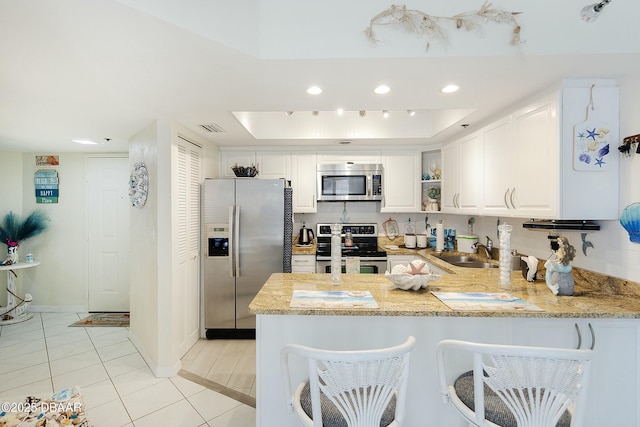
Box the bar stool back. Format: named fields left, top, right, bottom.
left=281, top=336, right=416, bottom=427
left=436, top=339, right=593, bottom=427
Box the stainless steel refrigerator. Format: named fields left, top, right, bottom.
left=203, top=178, right=292, bottom=339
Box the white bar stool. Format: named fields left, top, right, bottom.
left=281, top=336, right=416, bottom=427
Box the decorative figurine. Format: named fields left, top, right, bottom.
left=544, top=237, right=577, bottom=296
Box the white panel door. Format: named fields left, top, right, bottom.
left=87, top=156, right=130, bottom=312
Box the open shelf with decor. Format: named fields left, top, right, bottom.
left=421, top=150, right=441, bottom=212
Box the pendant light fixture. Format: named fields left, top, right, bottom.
left=580, top=0, right=612, bottom=22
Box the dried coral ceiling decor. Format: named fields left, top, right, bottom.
left=365, top=2, right=523, bottom=50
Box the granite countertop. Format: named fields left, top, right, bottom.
left=292, top=241, right=316, bottom=255
left=250, top=249, right=640, bottom=319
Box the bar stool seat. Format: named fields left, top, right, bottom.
left=453, top=370, right=572, bottom=427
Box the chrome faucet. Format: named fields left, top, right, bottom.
left=472, top=236, right=494, bottom=260
left=486, top=236, right=493, bottom=252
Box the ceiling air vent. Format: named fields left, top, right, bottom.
left=199, top=123, right=225, bottom=133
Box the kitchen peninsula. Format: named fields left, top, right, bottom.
left=249, top=253, right=640, bottom=427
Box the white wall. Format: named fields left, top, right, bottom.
left=0, top=153, right=96, bottom=311
left=128, top=119, right=218, bottom=377
left=128, top=121, right=162, bottom=374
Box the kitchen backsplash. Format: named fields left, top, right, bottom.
left=294, top=202, right=630, bottom=283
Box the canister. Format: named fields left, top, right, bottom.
left=456, top=235, right=478, bottom=253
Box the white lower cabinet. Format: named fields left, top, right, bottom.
left=510, top=318, right=640, bottom=426
left=291, top=255, right=316, bottom=273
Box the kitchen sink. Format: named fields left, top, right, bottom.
left=435, top=254, right=498, bottom=269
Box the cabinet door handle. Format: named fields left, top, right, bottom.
left=509, top=188, right=517, bottom=209
left=504, top=189, right=510, bottom=209
left=575, top=323, right=596, bottom=349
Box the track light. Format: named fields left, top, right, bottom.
left=407, top=110, right=416, bottom=117
left=359, top=110, right=366, bottom=117
left=312, top=111, right=319, bottom=116
left=580, top=0, right=611, bottom=22
left=286, top=111, right=293, bottom=116
left=382, top=110, right=389, bottom=118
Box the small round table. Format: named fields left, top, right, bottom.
left=0, top=261, right=40, bottom=325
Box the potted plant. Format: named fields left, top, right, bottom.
left=0, top=211, right=49, bottom=265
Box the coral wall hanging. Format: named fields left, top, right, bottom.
left=574, top=85, right=611, bottom=170
left=620, top=202, right=640, bottom=243
left=365, top=2, right=523, bottom=51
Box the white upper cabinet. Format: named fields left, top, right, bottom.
left=291, top=153, right=317, bottom=213
left=440, top=133, right=482, bottom=214
left=482, top=116, right=512, bottom=216
left=559, top=86, right=619, bottom=220
left=255, top=152, right=291, bottom=180
left=316, top=151, right=382, bottom=164
left=219, top=151, right=256, bottom=178
left=440, top=142, right=459, bottom=213
left=454, top=82, right=619, bottom=220
left=510, top=95, right=560, bottom=218
left=381, top=151, right=421, bottom=212
left=458, top=133, right=483, bottom=213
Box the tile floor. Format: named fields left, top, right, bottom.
left=0, top=312, right=256, bottom=427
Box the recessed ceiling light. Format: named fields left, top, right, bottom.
left=382, top=110, right=390, bottom=118
left=312, top=111, right=319, bottom=116
left=72, top=139, right=98, bottom=145
left=441, top=84, right=459, bottom=94
left=306, top=86, right=323, bottom=95
left=337, top=108, right=344, bottom=116
left=374, top=85, right=390, bottom=95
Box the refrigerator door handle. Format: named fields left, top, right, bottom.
left=228, top=205, right=235, bottom=278
left=234, top=204, right=240, bottom=277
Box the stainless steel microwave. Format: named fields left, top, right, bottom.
left=317, top=163, right=383, bottom=202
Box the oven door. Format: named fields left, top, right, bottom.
left=316, top=258, right=387, bottom=274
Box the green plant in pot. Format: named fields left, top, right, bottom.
left=0, top=211, right=49, bottom=265
left=427, top=187, right=440, bottom=200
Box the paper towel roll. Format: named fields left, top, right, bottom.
left=436, top=221, right=444, bottom=252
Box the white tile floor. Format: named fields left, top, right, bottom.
left=0, top=312, right=256, bottom=427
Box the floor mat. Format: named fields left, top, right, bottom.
left=69, top=312, right=130, bottom=327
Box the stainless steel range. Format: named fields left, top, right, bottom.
left=315, top=223, right=387, bottom=274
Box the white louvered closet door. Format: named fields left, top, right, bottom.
left=175, top=137, right=202, bottom=357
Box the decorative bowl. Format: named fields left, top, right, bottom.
left=385, top=260, right=440, bottom=291
left=231, top=165, right=258, bottom=177
left=384, top=272, right=439, bottom=291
